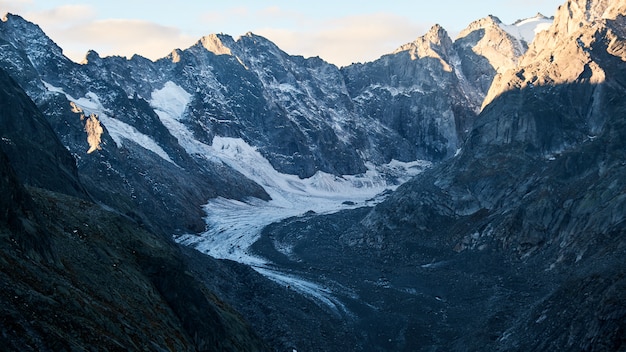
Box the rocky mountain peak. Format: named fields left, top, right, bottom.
left=1, top=12, right=32, bottom=27
left=483, top=0, right=625, bottom=109
left=455, top=14, right=526, bottom=75
left=200, top=33, right=233, bottom=56
left=393, top=24, right=453, bottom=68
left=168, top=48, right=183, bottom=63
left=458, top=15, right=503, bottom=37
left=0, top=13, right=65, bottom=65
left=512, top=12, right=551, bottom=26
left=235, top=32, right=283, bottom=54
left=424, top=24, right=449, bottom=43
left=80, top=50, right=102, bottom=65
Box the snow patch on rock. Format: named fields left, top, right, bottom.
left=43, top=81, right=177, bottom=165
left=500, top=15, right=553, bottom=44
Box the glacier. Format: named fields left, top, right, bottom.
left=499, top=14, right=553, bottom=44
left=147, top=81, right=432, bottom=308
left=174, top=135, right=430, bottom=310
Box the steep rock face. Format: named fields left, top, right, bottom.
left=0, top=68, right=86, bottom=199
left=363, top=0, right=626, bottom=295
left=342, top=26, right=469, bottom=161
left=454, top=15, right=526, bottom=97
left=201, top=33, right=368, bottom=176
left=483, top=0, right=626, bottom=108
left=0, top=14, right=269, bottom=235
left=0, top=70, right=270, bottom=351
left=341, top=17, right=533, bottom=162
left=0, top=188, right=270, bottom=352
left=349, top=0, right=626, bottom=348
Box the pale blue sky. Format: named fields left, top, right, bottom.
left=1, top=0, right=564, bottom=66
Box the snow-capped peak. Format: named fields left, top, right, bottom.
left=499, top=13, right=553, bottom=44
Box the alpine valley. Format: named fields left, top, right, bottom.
left=0, top=0, right=625, bottom=351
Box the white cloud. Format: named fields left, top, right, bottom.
left=24, top=4, right=97, bottom=27
left=255, top=13, right=429, bottom=67
left=0, top=0, right=32, bottom=17
left=59, top=19, right=196, bottom=61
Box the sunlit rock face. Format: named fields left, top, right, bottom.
left=477, top=0, right=626, bottom=154
left=483, top=0, right=626, bottom=108
left=341, top=16, right=537, bottom=163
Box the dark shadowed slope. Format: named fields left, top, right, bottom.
left=0, top=66, right=269, bottom=351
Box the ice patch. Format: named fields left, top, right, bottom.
left=359, top=84, right=425, bottom=99
left=500, top=16, right=553, bottom=44
left=98, top=115, right=177, bottom=165
left=150, top=81, right=192, bottom=121
left=148, top=82, right=217, bottom=158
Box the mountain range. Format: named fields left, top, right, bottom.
left=0, top=0, right=624, bottom=350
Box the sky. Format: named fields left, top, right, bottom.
left=1, top=0, right=564, bottom=67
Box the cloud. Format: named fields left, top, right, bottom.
left=24, top=4, right=97, bottom=27
left=6, top=4, right=429, bottom=66
left=4, top=4, right=195, bottom=62
left=255, top=13, right=428, bottom=67
left=0, top=0, right=32, bottom=18
left=57, top=19, right=197, bottom=62
left=200, top=5, right=308, bottom=31
left=198, top=6, right=429, bottom=66
left=201, top=6, right=251, bottom=25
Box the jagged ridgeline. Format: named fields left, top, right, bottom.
left=0, top=9, right=547, bottom=235
left=0, top=0, right=625, bottom=350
